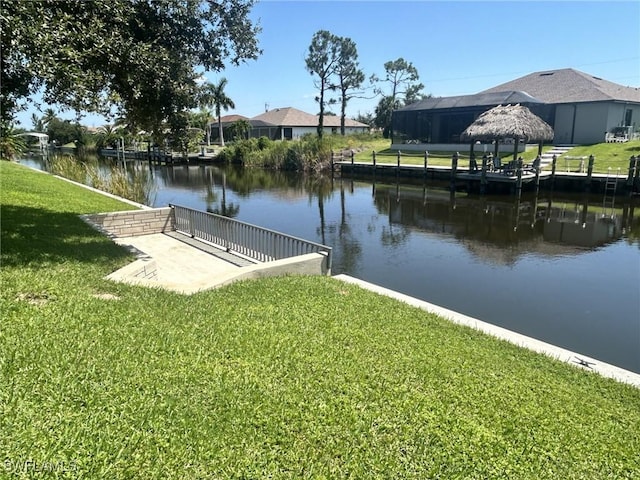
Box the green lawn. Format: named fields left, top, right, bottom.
left=353, top=140, right=640, bottom=174
left=1, top=161, right=639, bottom=478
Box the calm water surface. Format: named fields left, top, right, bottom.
left=20, top=157, right=640, bottom=373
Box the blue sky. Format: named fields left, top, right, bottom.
left=16, top=0, right=640, bottom=128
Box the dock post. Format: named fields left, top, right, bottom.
left=586, top=154, right=594, bottom=192
left=480, top=154, right=488, bottom=194
left=450, top=152, right=459, bottom=190
left=634, top=156, right=640, bottom=193
left=373, top=150, right=377, bottom=167
left=397, top=150, right=401, bottom=169
left=351, top=150, right=354, bottom=165
left=626, top=155, right=637, bottom=195
left=516, top=157, right=523, bottom=197
left=424, top=151, right=429, bottom=176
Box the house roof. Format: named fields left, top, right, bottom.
left=397, top=91, right=543, bottom=112
left=480, top=68, right=640, bottom=104
left=216, top=114, right=249, bottom=127
left=250, top=107, right=368, bottom=128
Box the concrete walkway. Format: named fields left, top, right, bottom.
left=108, top=233, right=245, bottom=294
left=106, top=232, right=328, bottom=294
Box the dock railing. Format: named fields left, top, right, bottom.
left=170, top=204, right=332, bottom=271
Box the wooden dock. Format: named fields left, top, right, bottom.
left=335, top=160, right=637, bottom=196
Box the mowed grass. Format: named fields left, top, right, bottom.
left=2, top=161, right=640, bottom=478
left=354, top=140, right=640, bottom=174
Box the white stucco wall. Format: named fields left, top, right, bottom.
left=554, top=102, right=637, bottom=144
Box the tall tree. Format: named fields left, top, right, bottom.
left=374, top=58, right=424, bottom=107
left=305, top=30, right=340, bottom=139
left=0, top=0, right=260, bottom=142
left=199, top=79, right=235, bottom=147
left=30, top=113, right=44, bottom=133
left=371, top=58, right=424, bottom=138
left=334, top=37, right=365, bottom=136
left=41, top=108, right=57, bottom=128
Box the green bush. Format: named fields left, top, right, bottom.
left=217, top=132, right=385, bottom=171
left=257, top=136, right=272, bottom=150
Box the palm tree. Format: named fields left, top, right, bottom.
left=31, top=113, right=44, bottom=132
left=41, top=108, right=57, bottom=128
left=198, top=78, right=235, bottom=147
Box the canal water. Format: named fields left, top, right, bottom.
left=19, top=156, right=640, bottom=373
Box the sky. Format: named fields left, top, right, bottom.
left=15, top=0, right=640, bottom=129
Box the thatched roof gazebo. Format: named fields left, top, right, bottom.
left=460, top=104, right=555, bottom=162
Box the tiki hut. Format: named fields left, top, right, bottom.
left=460, top=104, right=555, bottom=162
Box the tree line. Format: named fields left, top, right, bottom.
left=1, top=1, right=427, bottom=159
left=305, top=30, right=427, bottom=139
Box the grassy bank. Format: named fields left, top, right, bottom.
left=2, top=161, right=639, bottom=478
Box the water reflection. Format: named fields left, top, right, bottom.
left=369, top=181, right=632, bottom=265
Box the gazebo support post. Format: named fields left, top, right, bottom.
left=512, top=137, right=519, bottom=162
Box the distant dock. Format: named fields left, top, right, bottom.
left=335, top=159, right=638, bottom=196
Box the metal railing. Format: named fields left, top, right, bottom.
left=170, top=204, right=332, bottom=271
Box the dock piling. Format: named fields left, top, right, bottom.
left=450, top=152, right=459, bottom=189
left=626, top=155, right=638, bottom=194
left=586, top=155, right=595, bottom=192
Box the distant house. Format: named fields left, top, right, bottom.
left=392, top=68, right=640, bottom=149
left=209, top=114, right=250, bottom=142
left=248, top=107, right=369, bottom=140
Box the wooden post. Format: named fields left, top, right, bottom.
left=451, top=152, right=459, bottom=189
left=397, top=150, right=401, bottom=168
left=516, top=157, right=523, bottom=197
left=424, top=150, right=429, bottom=174
left=373, top=150, right=377, bottom=167
left=586, top=154, right=594, bottom=192
left=634, top=156, right=640, bottom=193
left=350, top=150, right=355, bottom=164
left=469, top=141, right=475, bottom=173
left=626, top=155, right=637, bottom=194
left=480, top=154, right=488, bottom=194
